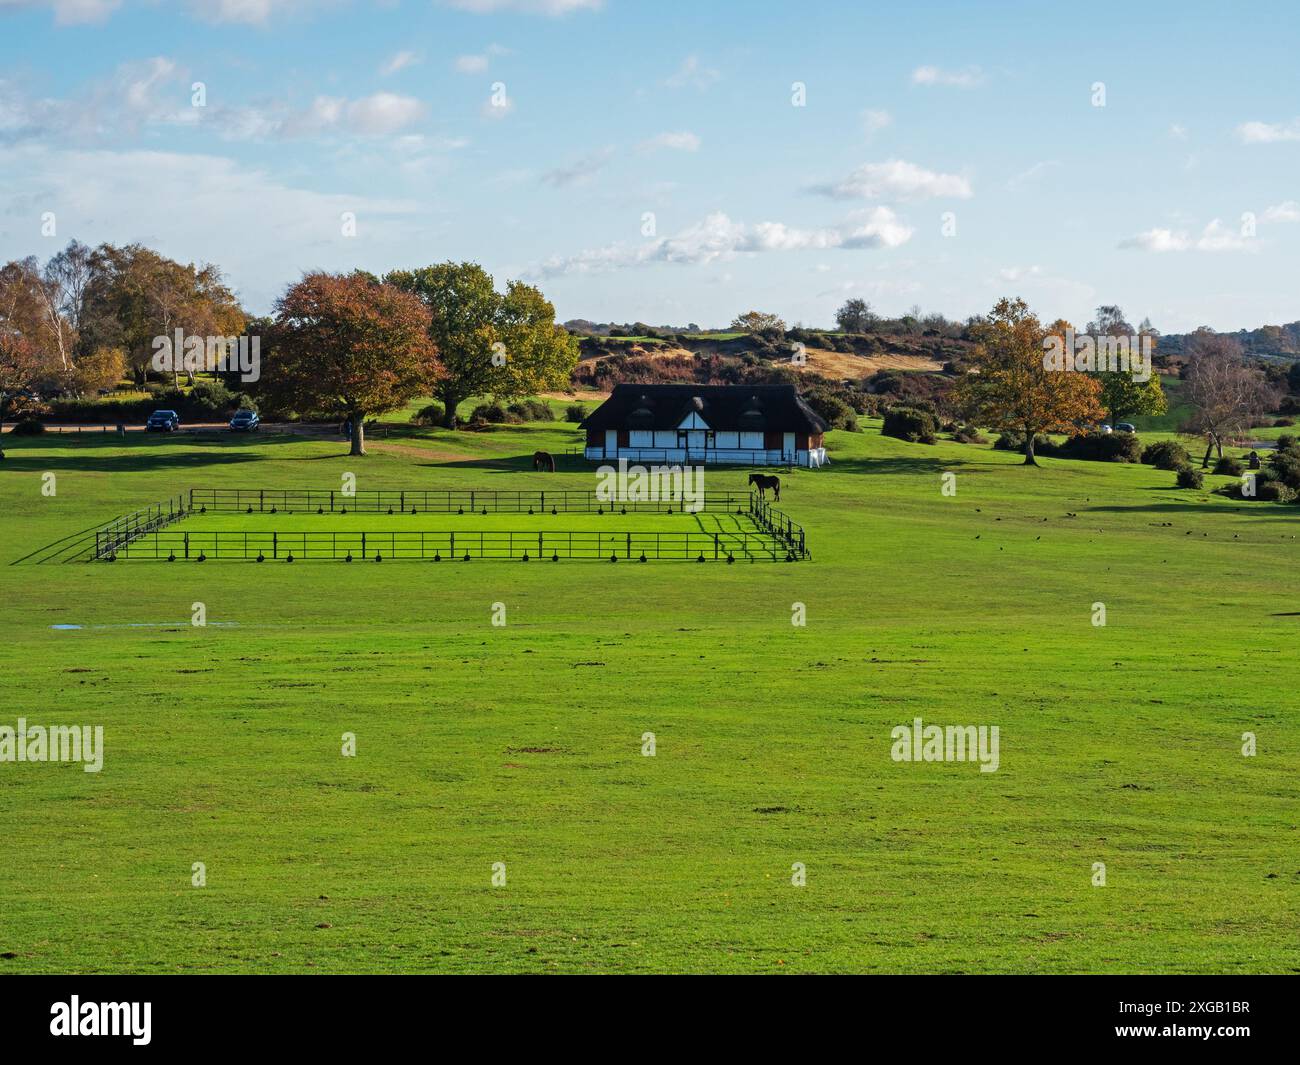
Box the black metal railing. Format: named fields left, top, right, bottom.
left=85, top=487, right=810, bottom=562
left=100, top=528, right=788, bottom=562
left=92, top=494, right=188, bottom=560
left=187, top=487, right=751, bottom=514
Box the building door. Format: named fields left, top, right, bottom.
left=605, top=429, right=618, bottom=458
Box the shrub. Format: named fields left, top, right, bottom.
left=1213, top=456, right=1244, bottom=477
left=565, top=403, right=587, bottom=423
left=805, top=390, right=858, bottom=431
left=1267, top=448, right=1300, bottom=489
left=951, top=425, right=988, bottom=445
left=1275, top=434, right=1298, bottom=454
left=1058, top=431, right=1141, bottom=463
left=1141, top=440, right=1191, bottom=470
left=1176, top=465, right=1204, bottom=489
left=882, top=406, right=938, bottom=444
left=507, top=399, right=556, bottom=422
left=1274, top=418, right=1295, bottom=427
left=468, top=402, right=517, bottom=425
left=993, top=430, right=1056, bottom=455
left=1258, top=481, right=1297, bottom=503
left=411, top=402, right=445, bottom=426
left=187, top=379, right=235, bottom=415
left=10, top=418, right=45, bottom=435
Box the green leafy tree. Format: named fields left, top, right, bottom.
left=835, top=297, right=876, bottom=333
left=385, top=262, right=577, bottom=429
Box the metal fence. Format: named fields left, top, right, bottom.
left=92, top=494, right=188, bottom=560
left=97, top=528, right=796, bottom=563
left=749, top=497, right=808, bottom=559
left=88, top=487, right=810, bottom=563
left=187, top=487, right=752, bottom=514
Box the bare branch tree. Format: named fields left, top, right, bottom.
left=1181, top=332, right=1275, bottom=467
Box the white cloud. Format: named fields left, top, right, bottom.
left=0, top=0, right=120, bottom=24
left=1120, top=219, right=1255, bottom=253
left=911, top=65, right=984, bottom=88
left=445, top=0, right=602, bottom=14
left=190, top=0, right=276, bottom=24
left=809, top=159, right=972, bottom=201
left=540, top=145, right=614, bottom=187
left=1169, top=123, right=1188, bottom=140
left=531, top=207, right=911, bottom=277
left=380, top=50, right=419, bottom=76
left=637, top=131, right=700, bottom=152
left=998, top=265, right=1044, bottom=282
left=455, top=54, right=490, bottom=73
left=1236, top=119, right=1300, bottom=144
left=1005, top=160, right=1059, bottom=189
left=216, top=92, right=425, bottom=139
left=1264, top=200, right=1300, bottom=222
left=0, top=57, right=195, bottom=142
left=344, top=93, right=424, bottom=135
left=0, top=144, right=421, bottom=311
left=665, top=55, right=720, bottom=90
left=862, top=109, right=891, bottom=139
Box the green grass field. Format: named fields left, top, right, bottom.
left=1, top=418, right=1297, bottom=973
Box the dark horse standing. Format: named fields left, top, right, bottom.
left=748, top=473, right=780, bottom=501
left=532, top=450, right=556, bottom=472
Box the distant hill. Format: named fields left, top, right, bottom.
left=1160, top=323, right=1300, bottom=362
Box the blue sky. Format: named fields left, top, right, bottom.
left=2, top=0, right=1299, bottom=332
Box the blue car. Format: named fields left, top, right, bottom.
left=228, top=409, right=260, bottom=432
left=146, top=409, right=180, bottom=432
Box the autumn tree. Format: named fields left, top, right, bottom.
left=1181, top=332, right=1274, bottom=467
left=729, top=309, right=787, bottom=338
left=265, top=272, right=440, bottom=455
left=959, top=297, right=1104, bottom=466
left=0, top=329, right=45, bottom=447
left=385, top=262, right=577, bottom=429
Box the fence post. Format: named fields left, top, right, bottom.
left=259, top=489, right=264, bottom=512
left=361, top=532, right=366, bottom=559
left=184, top=532, right=189, bottom=559
left=273, top=532, right=277, bottom=559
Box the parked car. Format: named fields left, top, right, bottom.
left=145, top=410, right=180, bottom=432
left=1115, top=422, right=1136, bottom=433
left=228, top=409, right=260, bottom=432
left=1098, top=423, right=1113, bottom=434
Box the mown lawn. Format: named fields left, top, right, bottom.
left=0, top=418, right=1296, bottom=973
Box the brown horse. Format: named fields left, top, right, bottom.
left=748, top=473, right=780, bottom=501
left=533, top=450, right=556, bottom=472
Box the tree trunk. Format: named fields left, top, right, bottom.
left=441, top=392, right=461, bottom=430
left=350, top=415, right=366, bottom=456
left=1023, top=429, right=1038, bottom=467
left=1201, top=436, right=1215, bottom=469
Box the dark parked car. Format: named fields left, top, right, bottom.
left=228, top=409, right=260, bottom=432
left=1115, top=422, right=1137, bottom=433
left=145, top=410, right=180, bottom=432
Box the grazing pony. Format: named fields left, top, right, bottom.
left=748, top=473, right=780, bottom=501
left=532, top=450, right=556, bottom=472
